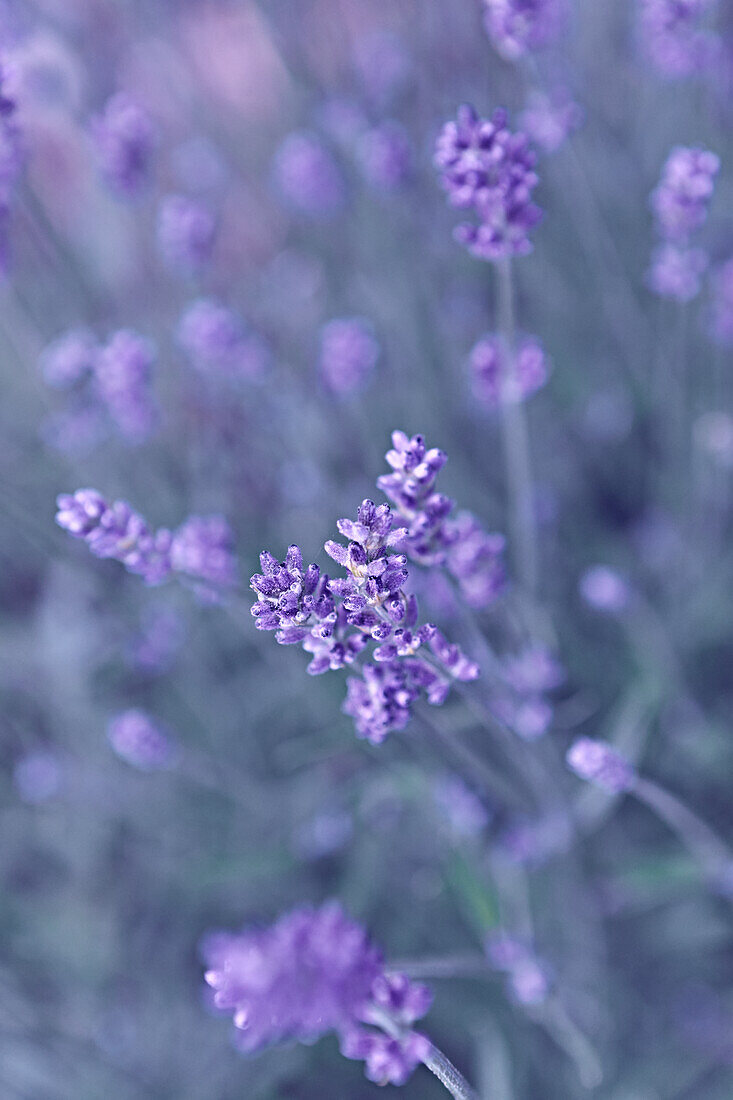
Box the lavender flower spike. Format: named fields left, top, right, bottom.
left=483, top=0, right=565, bottom=62
left=56, top=489, right=172, bottom=585
left=108, top=709, right=176, bottom=771
left=651, top=146, right=720, bottom=242
left=94, top=329, right=158, bottom=441
left=91, top=92, right=156, bottom=198
left=156, top=193, right=216, bottom=275
left=566, top=737, right=636, bottom=793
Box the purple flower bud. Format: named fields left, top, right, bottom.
left=579, top=565, right=630, bottom=612
left=273, top=130, right=346, bottom=218
left=469, top=333, right=549, bottom=407
left=566, top=737, right=636, bottom=793
left=94, top=329, right=158, bottom=442
left=639, top=0, right=721, bottom=79
left=90, top=92, right=156, bottom=198
left=177, top=298, right=269, bottom=379
left=39, top=328, right=97, bottom=389
left=319, top=317, right=379, bottom=396
left=651, top=146, right=720, bottom=241
left=108, top=709, right=176, bottom=770
left=156, top=193, right=216, bottom=275
left=356, top=121, right=412, bottom=192
left=483, top=0, right=566, bottom=61
left=519, top=89, right=582, bottom=154
left=647, top=242, right=708, bottom=302
left=171, top=515, right=237, bottom=587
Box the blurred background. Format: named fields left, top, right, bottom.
left=2, top=1, right=733, bottom=1097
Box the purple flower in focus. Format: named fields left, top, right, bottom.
left=39, top=328, right=97, bottom=389
left=356, top=121, right=412, bottom=192
left=469, top=333, right=549, bottom=407
left=202, top=903, right=431, bottom=1087
left=171, top=515, right=237, bottom=588
left=579, top=565, right=630, bottom=612
left=434, top=104, right=541, bottom=261
left=273, top=130, right=346, bottom=218
left=108, top=709, right=176, bottom=770
left=177, top=299, right=269, bottom=380
left=709, top=258, right=733, bottom=345
left=651, top=146, right=720, bottom=241
left=156, top=194, right=216, bottom=275
left=94, top=329, right=158, bottom=441
left=319, top=317, right=379, bottom=396
left=639, top=0, right=720, bottom=79
left=483, top=0, right=566, bottom=61
left=91, top=92, right=156, bottom=198
left=519, top=89, right=582, bottom=154
left=566, top=737, right=636, bottom=793
left=647, top=243, right=708, bottom=301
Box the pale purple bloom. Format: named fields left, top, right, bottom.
left=651, top=146, right=720, bottom=241
left=433, top=775, right=490, bottom=837
left=356, top=121, right=412, bottom=192
left=469, top=333, right=549, bottom=407
left=171, top=516, right=237, bottom=588
left=273, top=131, right=345, bottom=218
left=579, top=565, right=630, bottom=612
left=519, top=89, right=582, bottom=154
left=156, top=194, right=216, bottom=275
left=319, top=317, right=379, bottom=396
left=125, top=606, right=186, bottom=675
left=639, top=0, right=720, bottom=79
left=108, top=709, right=176, bottom=770
left=91, top=92, right=156, bottom=198
left=39, top=328, right=97, bottom=389
left=566, top=737, right=636, bottom=793
left=341, top=1028, right=431, bottom=1086
left=94, top=329, right=158, bottom=442
left=435, top=105, right=541, bottom=261
left=13, top=751, right=64, bottom=803
left=483, top=0, right=565, bottom=60
left=709, top=258, right=733, bottom=345
left=177, top=299, right=268, bottom=379
left=647, top=242, right=708, bottom=301
left=486, top=934, right=549, bottom=1004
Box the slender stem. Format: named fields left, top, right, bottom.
left=496, top=257, right=538, bottom=602
left=633, top=777, right=731, bottom=883
left=423, top=1042, right=480, bottom=1100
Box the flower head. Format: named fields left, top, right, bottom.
left=273, top=131, right=345, bottom=218
left=94, top=329, right=158, bottom=441
left=178, top=299, right=268, bottom=380
left=156, top=194, right=216, bottom=275
left=108, top=709, right=176, bottom=770
left=319, top=317, right=379, bottom=396
left=483, top=0, right=565, bottom=61
left=39, top=328, right=97, bottom=389
left=91, top=92, right=156, bottom=198
left=566, top=737, right=636, bottom=793
left=171, top=516, right=237, bottom=588
left=639, top=0, right=720, bottom=79
left=469, top=333, right=549, bottom=407
left=651, top=146, right=720, bottom=241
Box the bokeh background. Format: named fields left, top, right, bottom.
left=2, top=1, right=733, bottom=1097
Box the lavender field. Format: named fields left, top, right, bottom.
left=2, top=1, right=733, bottom=1097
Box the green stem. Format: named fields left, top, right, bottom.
left=423, top=1043, right=480, bottom=1100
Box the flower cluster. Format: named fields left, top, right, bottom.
left=202, top=902, right=432, bottom=1086
left=469, top=333, right=549, bottom=408
left=319, top=317, right=380, bottom=396
left=639, top=0, right=720, bottom=80
left=647, top=145, right=719, bottom=302
left=90, top=92, right=156, bottom=198
left=251, top=499, right=479, bottom=743
left=566, top=737, right=636, bottom=793
left=434, top=104, right=541, bottom=260
left=378, top=431, right=506, bottom=609
left=55, top=489, right=237, bottom=590
left=177, top=299, right=269, bottom=380
left=482, top=0, right=565, bottom=61
left=156, top=193, right=216, bottom=275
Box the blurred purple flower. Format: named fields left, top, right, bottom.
left=171, top=515, right=237, bottom=588
left=13, top=750, right=64, bottom=803
left=639, top=0, right=720, bottom=79
left=177, top=298, right=269, bottom=379
left=647, top=242, right=708, bottom=301
left=651, top=146, right=720, bottom=241
left=483, top=0, right=566, bottom=60
left=39, top=327, right=97, bottom=389
left=356, top=121, right=412, bottom=192
left=469, top=333, right=549, bottom=407
left=579, top=565, right=630, bottom=612
left=108, top=709, right=176, bottom=771
left=433, top=774, right=490, bottom=837
left=90, top=92, right=156, bottom=198
left=156, top=194, right=216, bottom=275
left=435, top=104, right=541, bottom=260
left=519, top=89, right=582, bottom=154
left=94, top=329, right=158, bottom=442
left=273, top=130, right=345, bottom=218
left=319, top=317, right=379, bottom=396
left=566, top=737, right=636, bottom=793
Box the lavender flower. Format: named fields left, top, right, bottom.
left=579, top=565, right=630, bottom=612
left=356, top=121, right=412, bottom=192
left=90, top=92, right=156, bottom=198
left=709, top=258, right=733, bottom=345
left=486, top=933, right=549, bottom=1005
left=433, top=774, right=490, bottom=837
left=94, top=329, right=158, bottom=441
left=177, top=299, right=269, bottom=380
left=156, top=194, right=216, bottom=275
left=202, top=901, right=431, bottom=1087
left=647, top=242, right=708, bottom=301
left=319, top=317, right=379, bottom=396
left=639, top=0, right=720, bottom=79
left=39, top=328, right=97, bottom=389
left=483, top=0, right=565, bottom=61
left=495, top=643, right=563, bottom=741
left=469, top=333, right=549, bottom=407
left=566, top=737, right=636, bottom=793
left=379, top=431, right=506, bottom=609
left=651, top=146, right=720, bottom=242
left=170, top=515, right=237, bottom=588
left=519, top=89, right=582, bottom=154
left=273, top=131, right=346, bottom=218
left=108, top=709, right=176, bottom=770
left=434, top=104, right=541, bottom=260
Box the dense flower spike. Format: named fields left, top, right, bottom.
left=434, top=104, right=541, bottom=260
left=55, top=490, right=237, bottom=590
left=90, top=92, right=156, bottom=197
left=378, top=431, right=506, bottom=609
left=651, top=146, right=719, bottom=241
left=469, top=333, right=548, bottom=407
left=156, top=194, right=216, bottom=275
left=202, top=902, right=431, bottom=1086
left=108, top=709, right=176, bottom=770
left=273, top=130, right=346, bottom=218
left=177, top=299, right=269, bottom=379
left=94, top=329, right=158, bottom=441
left=482, top=0, right=565, bottom=61
left=251, top=493, right=479, bottom=741
left=647, top=242, right=708, bottom=302
left=639, top=0, right=720, bottom=79
left=319, top=317, right=379, bottom=396
left=566, top=737, right=636, bottom=793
